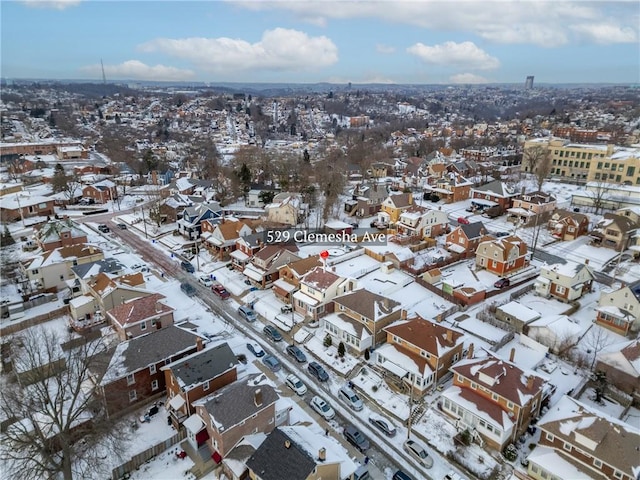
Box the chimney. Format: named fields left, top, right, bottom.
left=254, top=388, right=263, bottom=407
left=196, top=336, right=203, bottom=352
left=509, top=348, right=516, bottom=363
left=446, top=329, right=453, bottom=343
left=155, top=302, right=163, bottom=313
left=401, top=309, right=407, bottom=320
left=284, top=439, right=291, bottom=449
left=521, top=186, right=526, bottom=195
left=467, top=343, right=474, bottom=359
left=318, top=447, right=326, bottom=462
left=584, top=258, right=589, bottom=265
left=526, top=375, right=534, bottom=389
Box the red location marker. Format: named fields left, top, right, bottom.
left=320, top=250, right=329, bottom=259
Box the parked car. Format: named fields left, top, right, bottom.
left=343, top=425, right=370, bottom=453
left=310, top=395, right=335, bottom=420
left=285, top=374, right=307, bottom=396
left=180, top=282, right=196, bottom=297
left=403, top=439, right=433, bottom=468
left=307, top=361, right=329, bottom=382
left=212, top=284, right=230, bottom=299
left=263, top=325, right=283, bottom=342
left=116, top=223, right=127, bottom=230
left=262, top=355, right=281, bottom=372
left=494, top=277, right=511, bottom=289
left=368, top=415, right=396, bottom=437
left=247, top=342, right=265, bottom=357
left=457, top=217, right=470, bottom=225
left=238, top=305, right=257, bottom=322
left=338, top=385, right=363, bottom=411
left=392, top=471, right=414, bottom=480
left=494, top=231, right=510, bottom=237
left=198, top=275, right=213, bottom=287
left=97, top=224, right=110, bottom=233
left=286, top=344, right=307, bottom=363
left=280, top=305, right=293, bottom=313
left=180, top=260, right=195, bottom=273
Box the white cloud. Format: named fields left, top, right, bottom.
left=570, top=23, right=638, bottom=44
left=138, top=28, right=338, bottom=74
left=407, top=41, right=500, bottom=70
left=235, top=1, right=638, bottom=47
left=80, top=61, right=195, bottom=81
left=376, top=44, right=396, bottom=54
left=450, top=73, right=489, bottom=84
left=20, top=0, right=81, bottom=10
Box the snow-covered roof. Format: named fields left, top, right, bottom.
left=497, top=302, right=541, bottom=323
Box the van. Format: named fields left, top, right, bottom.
left=392, top=471, right=413, bottom=480
left=338, top=385, right=363, bottom=411
left=238, top=305, right=257, bottom=322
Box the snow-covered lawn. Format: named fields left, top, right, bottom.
left=304, top=332, right=361, bottom=377
left=350, top=366, right=410, bottom=421
left=576, top=387, right=627, bottom=419
left=126, top=446, right=196, bottom=480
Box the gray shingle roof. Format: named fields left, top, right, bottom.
left=71, top=258, right=125, bottom=279
left=166, top=342, right=237, bottom=389
left=460, top=222, right=487, bottom=239
left=246, top=428, right=315, bottom=480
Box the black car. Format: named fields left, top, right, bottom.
left=286, top=344, right=307, bottom=363
left=494, top=277, right=511, bottom=289
left=181, top=260, right=195, bottom=273
left=343, top=425, right=370, bottom=452
left=307, top=361, right=329, bottom=382
left=117, top=223, right=127, bottom=230
left=263, top=325, right=283, bottom=342
left=180, top=282, right=196, bottom=296
left=97, top=224, right=110, bottom=233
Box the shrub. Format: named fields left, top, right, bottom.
left=364, top=349, right=370, bottom=361
left=338, top=342, right=346, bottom=358
left=323, top=335, right=332, bottom=348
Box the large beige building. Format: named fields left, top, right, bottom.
left=523, top=138, right=640, bottom=185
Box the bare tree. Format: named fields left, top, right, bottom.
left=534, top=148, right=552, bottom=191
left=0, top=327, right=128, bottom=480
left=583, top=326, right=614, bottom=371
left=523, top=145, right=548, bottom=174
left=585, top=180, right=611, bottom=215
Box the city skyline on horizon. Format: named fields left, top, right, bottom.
left=2, top=1, right=639, bottom=85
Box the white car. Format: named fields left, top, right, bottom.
left=198, top=275, right=213, bottom=287
left=285, top=374, right=307, bottom=396
left=310, top=395, right=335, bottom=420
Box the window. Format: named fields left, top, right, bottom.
left=129, top=390, right=137, bottom=402
left=471, top=382, right=477, bottom=390
left=203, top=381, right=210, bottom=391
left=150, top=364, right=156, bottom=374
left=563, top=442, right=572, bottom=451
left=507, top=401, right=514, bottom=409
left=593, top=459, right=602, bottom=468
left=556, top=285, right=566, bottom=294
left=613, top=470, right=623, bottom=479
left=457, top=374, right=463, bottom=382
left=492, top=393, right=498, bottom=401
left=140, top=321, right=147, bottom=331
left=627, top=166, right=635, bottom=177
left=546, top=432, right=554, bottom=441
left=126, top=374, right=135, bottom=386
left=151, top=379, right=158, bottom=391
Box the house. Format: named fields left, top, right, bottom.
left=530, top=395, right=640, bottom=480
left=293, top=266, right=355, bottom=321
left=507, top=191, right=557, bottom=227
left=344, top=181, right=388, bottom=218
left=201, top=218, right=252, bottom=260
left=178, top=201, right=222, bottom=240
left=534, top=261, right=594, bottom=302
left=396, top=205, right=450, bottom=239
left=159, top=193, right=195, bottom=223
left=192, top=375, right=281, bottom=458
left=231, top=233, right=265, bottom=270
left=445, top=222, right=488, bottom=254
left=22, top=244, right=104, bottom=292
left=264, top=193, right=306, bottom=226
left=426, top=172, right=473, bottom=204
left=590, top=213, right=638, bottom=251
left=105, top=293, right=175, bottom=341
left=98, top=326, right=204, bottom=416
left=495, top=301, right=542, bottom=333
left=595, top=280, right=640, bottom=336
left=0, top=193, right=54, bottom=222
left=547, top=209, right=590, bottom=241
left=83, top=271, right=149, bottom=314
left=380, top=193, right=413, bottom=224
left=163, top=342, right=238, bottom=427
left=475, top=235, right=529, bottom=277
left=470, top=180, right=517, bottom=212
left=33, top=216, right=88, bottom=251
left=246, top=184, right=280, bottom=208
left=82, top=179, right=117, bottom=204
left=274, top=255, right=323, bottom=303
left=243, top=245, right=301, bottom=289
left=321, top=289, right=403, bottom=355
left=527, top=315, right=583, bottom=354
left=595, top=339, right=640, bottom=400
left=442, top=353, right=546, bottom=450
left=246, top=426, right=360, bottom=480
left=374, top=316, right=464, bottom=395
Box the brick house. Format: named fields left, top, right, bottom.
left=178, top=201, right=223, bottom=240
left=164, top=342, right=238, bottom=427
left=426, top=172, right=473, bottom=204
left=396, top=205, right=450, bottom=239
left=445, top=222, right=488, bottom=254
left=530, top=395, right=640, bottom=480
left=98, top=326, right=204, bottom=417
left=0, top=193, right=55, bottom=222
left=192, top=376, right=281, bottom=457
left=33, top=217, right=88, bottom=251
left=82, top=179, right=117, bottom=204
left=321, top=289, right=403, bottom=355
left=106, top=293, right=175, bottom=341
left=475, top=235, right=529, bottom=277
left=547, top=209, right=590, bottom=241
left=470, top=180, right=517, bottom=212
left=273, top=255, right=322, bottom=304
left=380, top=193, right=413, bottom=224
left=243, top=244, right=301, bottom=289
left=201, top=218, right=252, bottom=260
left=441, top=353, right=546, bottom=450
left=534, top=260, right=594, bottom=302
left=595, top=280, right=640, bottom=336
left=374, top=316, right=464, bottom=395
left=595, top=339, right=640, bottom=400
left=231, top=233, right=265, bottom=270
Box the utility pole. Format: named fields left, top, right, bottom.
left=140, top=205, right=148, bottom=239
left=406, top=376, right=414, bottom=440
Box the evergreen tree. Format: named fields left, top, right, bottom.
left=338, top=342, right=346, bottom=358
left=0, top=226, right=15, bottom=247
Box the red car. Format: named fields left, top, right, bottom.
left=457, top=217, right=470, bottom=225
left=212, top=284, right=230, bottom=299
left=494, top=278, right=511, bottom=289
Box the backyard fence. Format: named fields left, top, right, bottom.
left=112, top=430, right=186, bottom=480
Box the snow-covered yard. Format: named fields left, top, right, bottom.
left=350, top=366, right=411, bottom=421
left=576, top=387, right=627, bottom=419
left=304, top=332, right=361, bottom=376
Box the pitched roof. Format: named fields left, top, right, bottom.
left=459, top=222, right=487, bottom=240
left=472, top=180, right=516, bottom=198
left=477, top=235, right=527, bottom=260
left=302, top=266, right=342, bottom=290
left=246, top=428, right=316, bottom=480
left=282, top=255, right=322, bottom=277
left=71, top=258, right=124, bottom=279
left=334, top=288, right=401, bottom=321
left=386, top=193, right=412, bottom=208
left=164, top=342, right=237, bottom=390
left=107, top=293, right=173, bottom=327
left=385, top=316, right=463, bottom=356
left=198, top=375, right=278, bottom=431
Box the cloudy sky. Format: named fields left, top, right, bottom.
left=2, top=0, right=639, bottom=84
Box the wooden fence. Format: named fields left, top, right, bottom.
left=111, top=429, right=186, bottom=480
left=0, top=305, right=70, bottom=336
